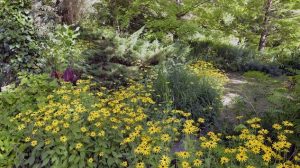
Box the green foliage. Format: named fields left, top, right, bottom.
left=83, top=26, right=190, bottom=88
left=1, top=73, right=299, bottom=168
left=276, top=48, right=300, bottom=70
left=189, top=40, right=256, bottom=71
left=0, top=73, right=58, bottom=167
left=112, top=27, right=183, bottom=64
left=0, top=0, right=42, bottom=86
left=264, top=75, right=300, bottom=147
left=0, top=73, right=58, bottom=119
left=91, top=0, right=202, bottom=39
left=43, top=25, right=83, bottom=72
left=243, top=71, right=271, bottom=81
left=0, top=130, right=15, bottom=167
left=153, top=63, right=221, bottom=124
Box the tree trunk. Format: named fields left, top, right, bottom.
left=258, top=0, right=273, bottom=51
left=58, top=0, right=84, bottom=24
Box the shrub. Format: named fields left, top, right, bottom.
left=280, top=49, right=300, bottom=70
left=43, top=25, right=83, bottom=72
left=0, top=0, right=43, bottom=86
left=82, top=26, right=190, bottom=88
left=188, top=40, right=256, bottom=71
left=153, top=62, right=222, bottom=124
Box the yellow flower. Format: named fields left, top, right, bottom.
left=63, top=123, right=69, bottom=128
left=181, top=161, right=190, bottom=168
left=98, top=130, right=105, bottom=137
left=60, top=136, right=68, bottom=143
left=193, top=159, right=202, bottom=167
left=161, top=134, right=171, bottom=142
left=273, top=124, right=282, bottom=130
left=246, top=166, right=256, bottom=168
left=99, top=152, right=104, bottom=157
left=196, top=151, right=203, bottom=157
left=278, top=134, right=287, bottom=141
left=182, top=120, right=199, bottom=134
left=45, top=139, right=51, bottom=145
left=236, top=115, right=244, bottom=119
left=121, top=161, right=128, bottom=167
left=294, top=153, right=300, bottom=161
left=220, top=157, right=230, bottom=164
left=88, top=158, right=93, bottom=163
left=201, top=141, right=217, bottom=149
left=135, top=162, right=145, bottom=168
left=160, top=155, right=171, bottom=165
left=90, top=131, right=96, bottom=137
left=258, top=129, right=269, bottom=135
left=198, top=118, right=205, bottom=123
left=262, top=153, right=271, bottom=162
left=153, top=146, right=161, bottom=153
left=176, top=151, right=190, bottom=159
left=282, top=121, right=293, bottom=127
left=284, top=130, right=294, bottom=134
left=236, top=152, right=248, bottom=162
left=276, top=163, right=290, bottom=168
left=80, top=127, right=87, bottom=132
left=75, top=143, right=83, bottom=149
left=199, top=136, right=207, bottom=141
left=25, top=137, right=31, bottom=142
left=250, top=124, right=261, bottom=129
left=31, top=140, right=38, bottom=147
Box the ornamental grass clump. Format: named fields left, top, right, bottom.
left=153, top=61, right=223, bottom=124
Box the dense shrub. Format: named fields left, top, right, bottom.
left=82, top=26, right=190, bottom=88
left=43, top=25, right=85, bottom=72
left=279, top=49, right=300, bottom=70
left=188, top=40, right=256, bottom=71
left=188, top=40, right=297, bottom=76
left=0, top=0, right=43, bottom=87
left=153, top=62, right=223, bottom=124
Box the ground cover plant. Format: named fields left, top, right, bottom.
left=3, top=78, right=300, bottom=168
left=0, top=0, right=299, bottom=167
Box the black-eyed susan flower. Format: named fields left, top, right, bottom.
left=220, top=157, right=230, bottom=164
left=193, top=159, right=202, bottom=167
left=31, top=140, right=38, bottom=147
left=75, top=143, right=83, bottom=149
left=60, top=136, right=68, bottom=143
left=236, top=152, right=248, bottom=162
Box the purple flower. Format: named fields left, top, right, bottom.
left=63, top=67, right=78, bottom=83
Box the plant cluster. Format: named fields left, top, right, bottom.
left=0, top=73, right=58, bottom=167
left=0, top=0, right=43, bottom=87
left=43, top=25, right=84, bottom=72
left=82, top=26, right=190, bottom=88
left=153, top=61, right=225, bottom=125
left=3, top=78, right=299, bottom=168
left=188, top=40, right=256, bottom=71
